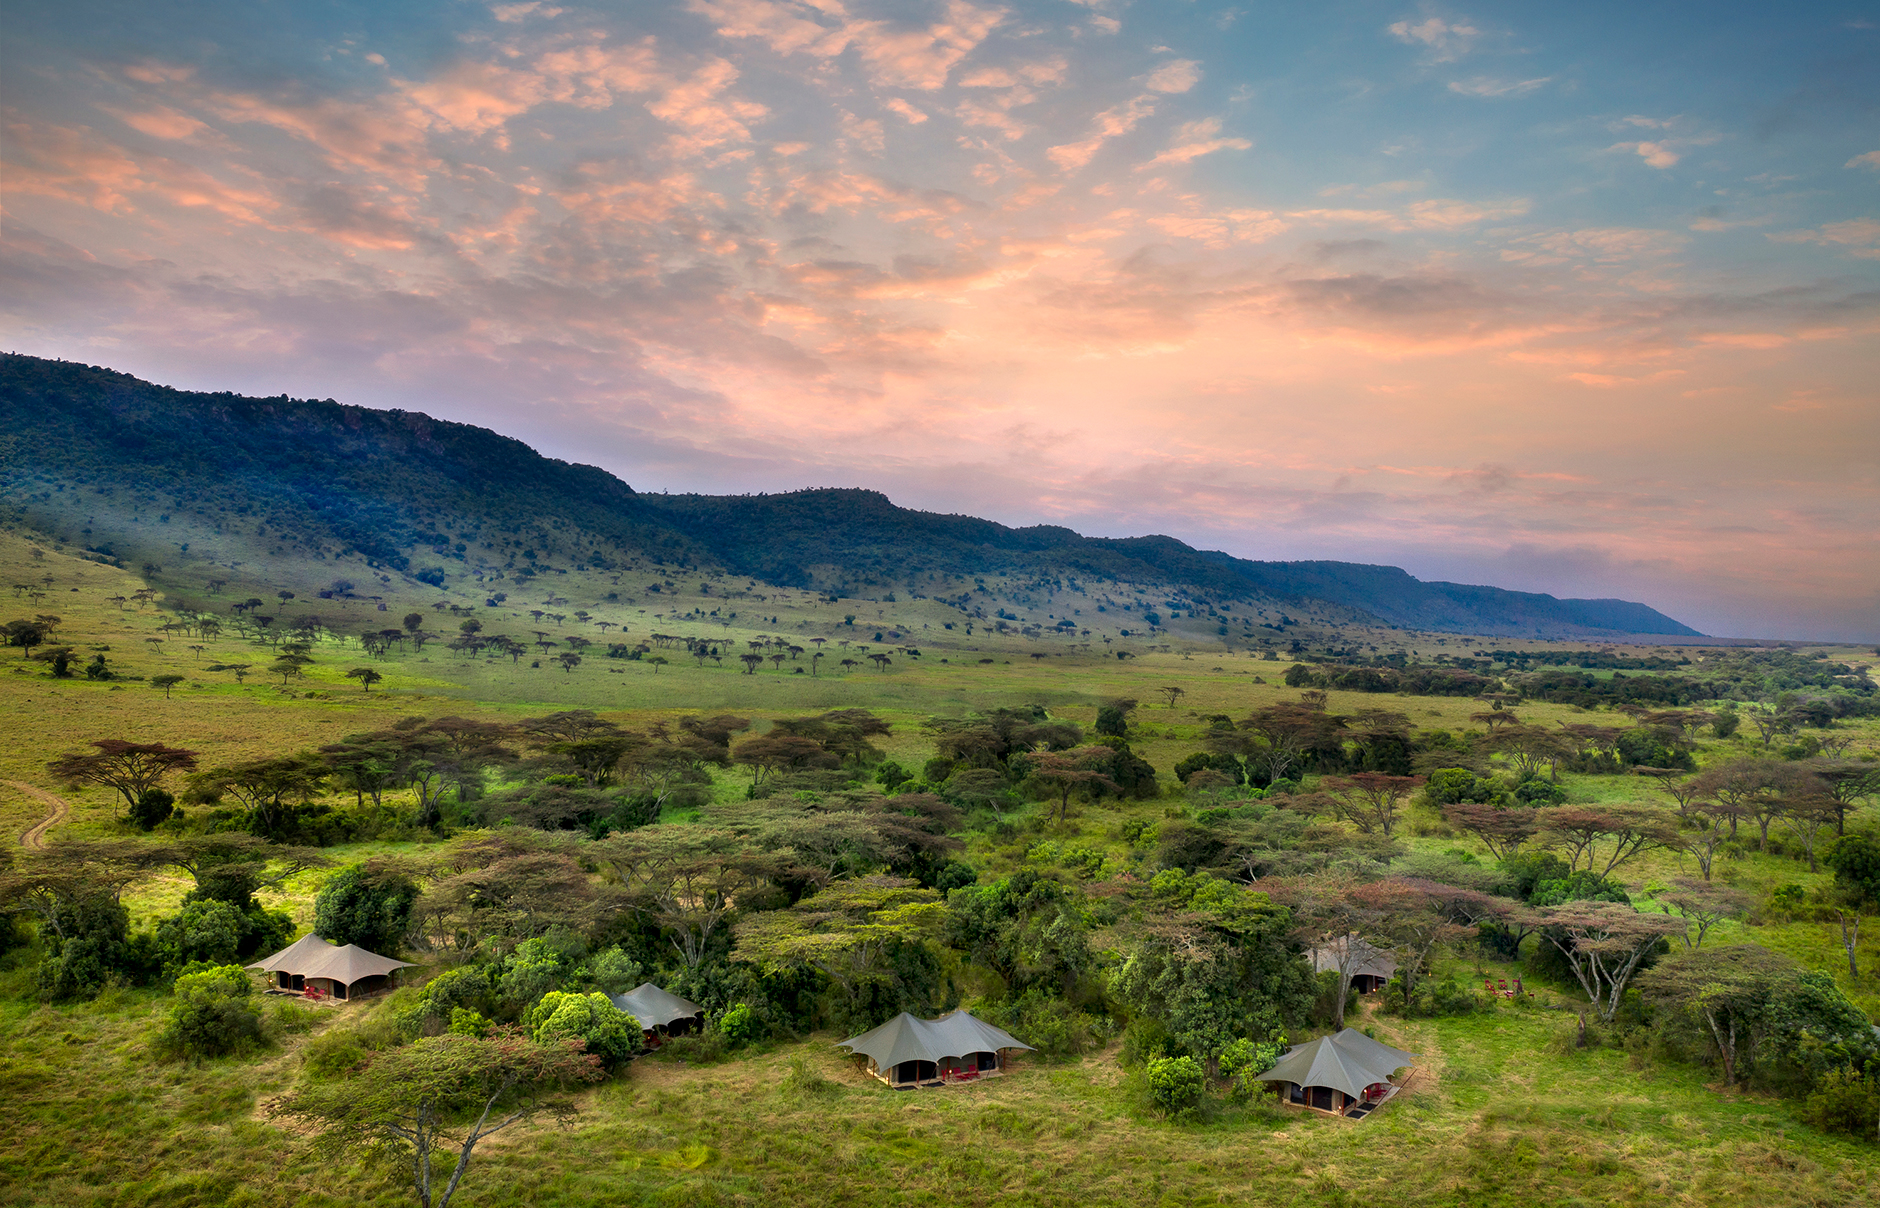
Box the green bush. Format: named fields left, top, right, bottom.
left=499, top=938, right=573, bottom=1012
left=394, top=964, right=495, bottom=1037
left=157, top=964, right=262, bottom=1061
left=37, top=895, right=150, bottom=1001
left=154, top=898, right=245, bottom=974
left=131, top=788, right=175, bottom=831
left=1800, top=1067, right=1880, bottom=1139
left=526, top=990, right=643, bottom=1066
left=587, top=945, right=644, bottom=996
left=1219, top=1035, right=1287, bottom=1080
left=1146, top=1055, right=1205, bottom=1115
left=302, top=1014, right=404, bottom=1079
left=720, top=1002, right=757, bottom=1044
left=313, top=864, right=418, bottom=954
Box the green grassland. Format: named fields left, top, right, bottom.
left=3, top=966, right=1875, bottom=1208
left=2, top=522, right=1877, bottom=1207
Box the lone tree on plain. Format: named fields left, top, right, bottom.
left=48, top=740, right=200, bottom=817
left=346, top=667, right=384, bottom=693
left=555, top=652, right=582, bottom=673
left=1159, top=686, right=1185, bottom=709
left=150, top=674, right=185, bottom=700
left=267, top=1030, right=601, bottom=1208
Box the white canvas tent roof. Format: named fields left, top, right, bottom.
left=247, top=932, right=334, bottom=974
left=838, top=1010, right=1032, bottom=1070
left=246, top=934, right=413, bottom=985
left=1255, top=1028, right=1418, bottom=1100
left=609, top=983, right=705, bottom=1030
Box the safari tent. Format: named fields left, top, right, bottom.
left=838, top=1010, right=1033, bottom=1088
left=1255, top=1028, right=1418, bottom=1118
left=1309, top=936, right=1399, bottom=994
left=247, top=934, right=413, bottom=1001
left=608, top=983, right=705, bottom=1041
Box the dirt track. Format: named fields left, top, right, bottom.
left=11, top=780, right=71, bottom=849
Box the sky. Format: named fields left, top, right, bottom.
left=2, top=2, right=1876, bottom=640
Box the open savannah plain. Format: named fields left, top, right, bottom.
left=3, top=3, right=1879, bottom=1205
left=0, top=507, right=1875, bottom=1208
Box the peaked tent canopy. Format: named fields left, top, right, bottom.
left=609, top=983, right=705, bottom=1030
left=1255, top=1029, right=1418, bottom=1100
left=246, top=934, right=413, bottom=999
left=839, top=1010, right=1033, bottom=1071
left=247, top=932, right=334, bottom=974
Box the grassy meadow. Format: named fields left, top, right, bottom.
left=2, top=522, right=1877, bottom=1207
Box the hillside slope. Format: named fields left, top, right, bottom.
left=0, top=354, right=1698, bottom=638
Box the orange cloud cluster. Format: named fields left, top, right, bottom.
left=1, top=1, right=1875, bottom=637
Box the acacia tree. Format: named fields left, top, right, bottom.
left=592, top=827, right=786, bottom=968
left=1353, top=877, right=1473, bottom=1007
left=731, top=875, right=945, bottom=1009
left=1776, top=794, right=1841, bottom=874
left=1025, top=747, right=1120, bottom=824
left=1321, top=773, right=1424, bottom=838
left=1239, top=704, right=1346, bottom=784
left=48, top=740, right=201, bottom=818
left=1442, top=802, right=1540, bottom=861
left=730, top=733, right=839, bottom=786
left=267, top=1030, right=602, bottom=1208
left=1693, top=759, right=1813, bottom=849
left=1536, top=804, right=1677, bottom=879
left=1635, top=944, right=1803, bottom=1087
left=182, top=753, right=330, bottom=840
left=1527, top=901, right=1686, bottom=1021
left=1263, top=873, right=1386, bottom=1030
left=1811, top=762, right=1880, bottom=835
left=346, top=667, right=383, bottom=693
left=1656, top=878, right=1753, bottom=950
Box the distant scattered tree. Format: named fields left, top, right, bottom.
left=346, top=667, right=383, bottom=693
left=403, top=612, right=424, bottom=633
left=150, top=674, right=185, bottom=700
left=4, top=619, right=49, bottom=658
left=555, top=653, right=581, bottom=673
left=1159, top=686, right=1186, bottom=709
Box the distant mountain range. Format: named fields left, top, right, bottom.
left=0, top=354, right=1700, bottom=639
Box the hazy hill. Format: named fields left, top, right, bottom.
left=0, top=354, right=1699, bottom=638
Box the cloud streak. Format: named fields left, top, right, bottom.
left=1, top=0, right=1876, bottom=639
